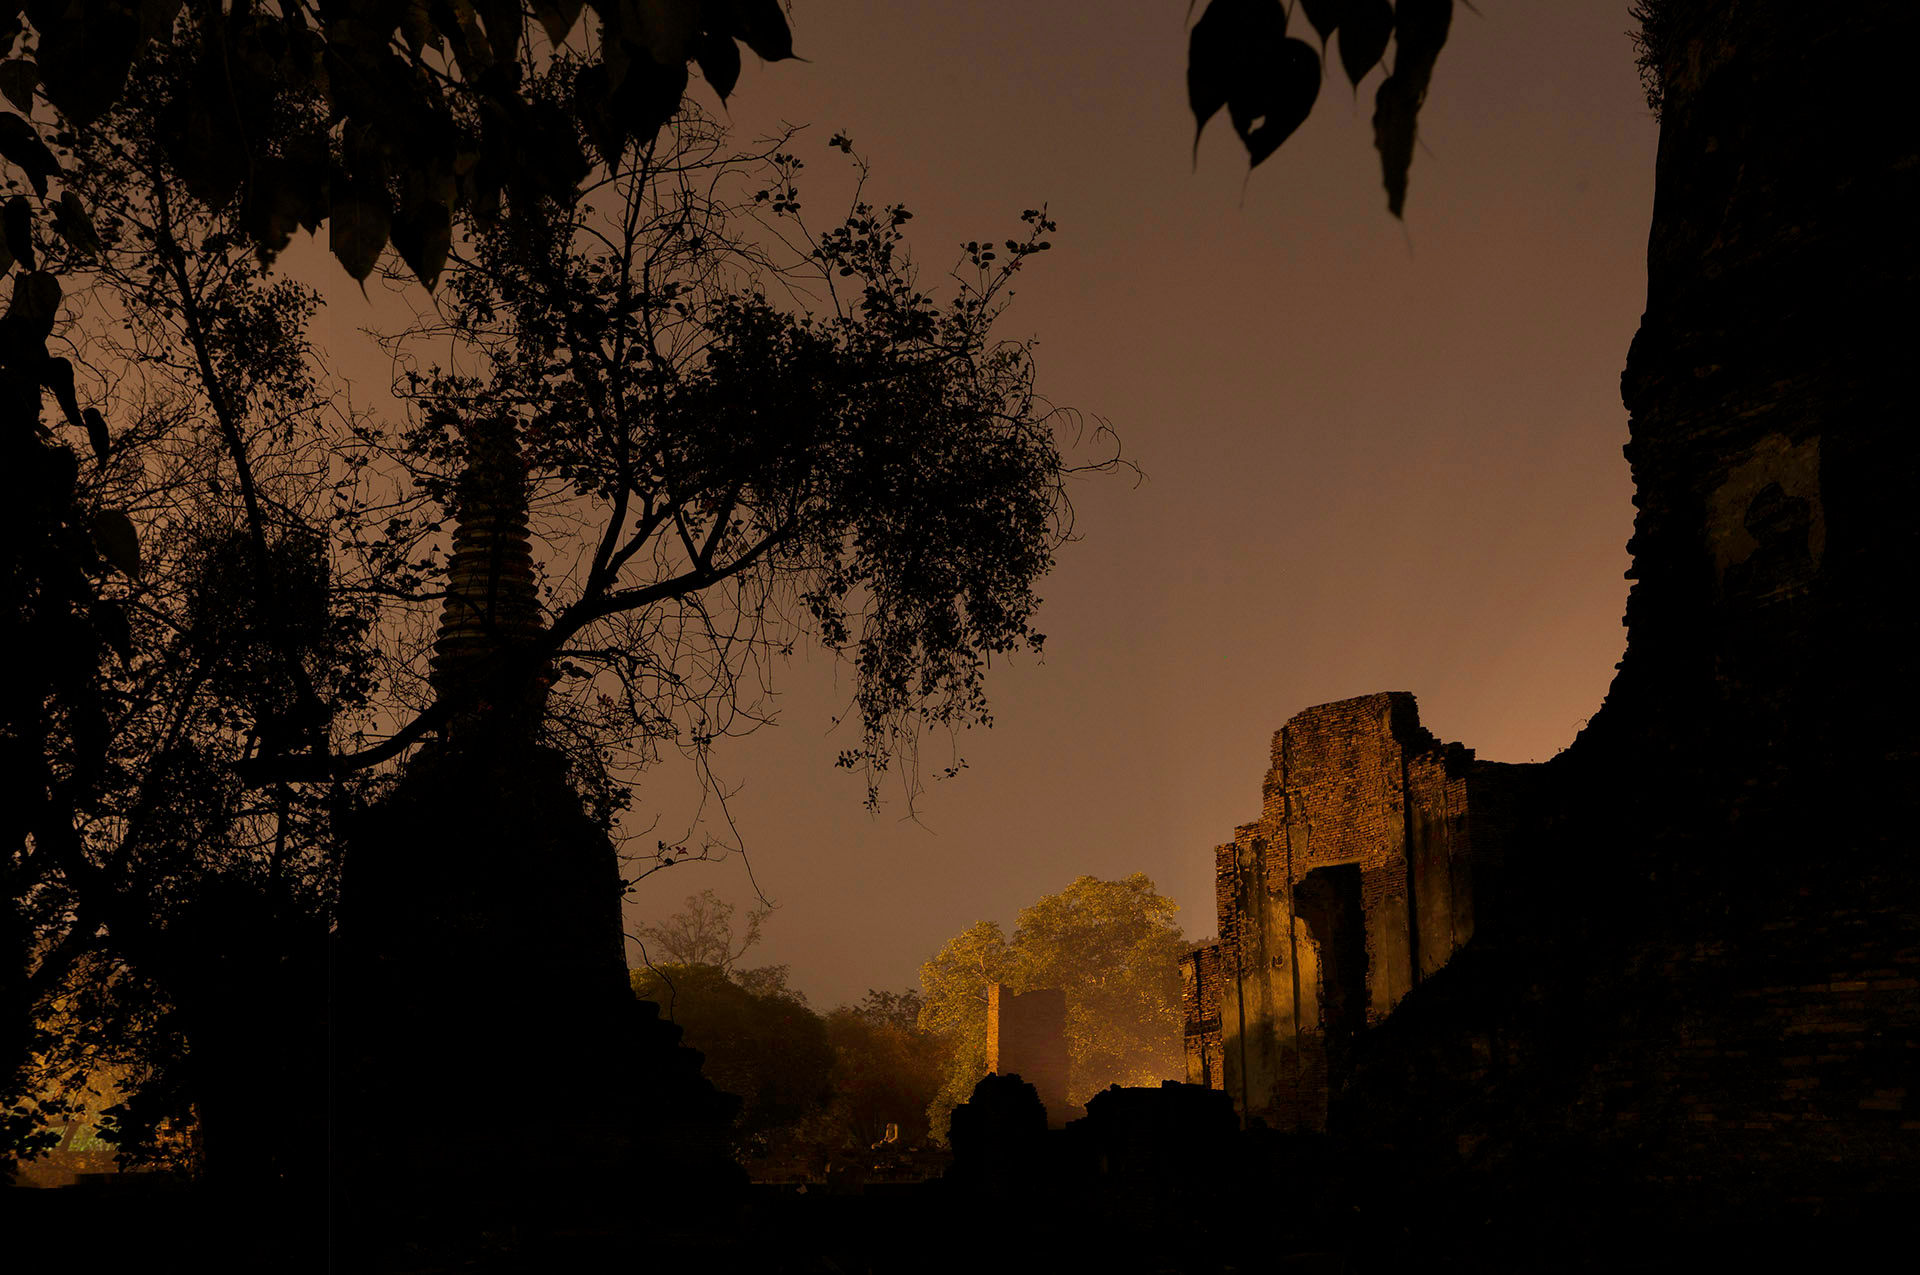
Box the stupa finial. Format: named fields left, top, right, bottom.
left=430, top=417, right=547, bottom=720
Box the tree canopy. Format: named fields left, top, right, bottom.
left=2, top=1, right=1113, bottom=1181
left=630, top=891, right=943, bottom=1164
left=630, top=960, right=832, bottom=1150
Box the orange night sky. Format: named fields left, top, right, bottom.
left=302, top=3, right=1658, bottom=1007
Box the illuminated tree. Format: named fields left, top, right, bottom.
left=919, top=875, right=1188, bottom=1140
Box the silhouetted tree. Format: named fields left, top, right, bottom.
left=4, top=6, right=1112, bottom=1196
left=1, top=52, right=378, bottom=1185
left=630, top=960, right=833, bottom=1158
left=634, top=888, right=769, bottom=973
left=823, top=988, right=944, bottom=1149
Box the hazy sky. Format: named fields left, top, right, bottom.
left=310, top=3, right=1659, bottom=1008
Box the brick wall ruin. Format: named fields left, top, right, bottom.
left=1180, top=692, right=1544, bottom=1130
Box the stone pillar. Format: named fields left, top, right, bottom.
left=986, top=984, right=1072, bottom=1127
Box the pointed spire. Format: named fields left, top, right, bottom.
left=431, top=417, right=547, bottom=722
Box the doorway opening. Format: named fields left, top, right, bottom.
left=1294, top=863, right=1368, bottom=1086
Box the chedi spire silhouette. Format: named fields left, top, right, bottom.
left=429, top=416, right=548, bottom=721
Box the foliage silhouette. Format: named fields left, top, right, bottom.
left=2, top=5, right=1112, bottom=1195
left=1186, top=0, right=1455, bottom=216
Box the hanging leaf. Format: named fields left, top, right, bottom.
left=399, top=0, right=436, bottom=56
left=474, top=0, right=525, bottom=61
left=282, top=130, right=332, bottom=236
left=90, top=510, right=141, bottom=577
left=694, top=29, right=742, bottom=103
left=0, top=268, right=60, bottom=359
left=160, top=82, right=247, bottom=211
left=55, top=191, right=102, bottom=259
left=239, top=161, right=312, bottom=262
left=1188, top=1, right=1317, bottom=172
left=1234, top=38, right=1322, bottom=168
left=719, top=0, right=796, bottom=62
left=534, top=0, right=585, bottom=46
left=91, top=597, right=133, bottom=664
left=0, top=59, right=37, bottom=112
left=1299, top=0, right=1345, bottom=45
left=1392, top=0, right=1453, bottom=97
left=440, top=0, right=498, bottom=80
left=26, top=0, right=142, bottom=127
left=574, top=62, right=626, bottom=168
left=41, top=354, right=81, bottom=429
left=1190, top=0, right=1292, bottom=161
left=1338, top=0, right=1393, bottom=90
left=83, top=405, right=109, bottom=464
left=0, top=112, right=60, bottom=196
left=2, top=194, right=31, bottom=271
left=612, top=54, right=689, bottom=149
left=391, top=189, right=452, bottom=290
left=1186, top=0, right=1236, bottom=158
left=1372, top=72, right=1421, bottom=217
left=634, top=0, right=699, bottom=64
left=330, top=176, right=392, bottom=283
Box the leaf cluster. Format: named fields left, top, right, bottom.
left=4, top=1, right=796, bottom=289
left=1187, top=0, right=1456, bottom=216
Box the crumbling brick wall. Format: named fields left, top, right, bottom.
left=1183, top=693, right=1541, bottom=1130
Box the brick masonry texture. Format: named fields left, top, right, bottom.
left=1181, top=693, right=1544, bottom=1131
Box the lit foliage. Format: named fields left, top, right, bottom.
left=918, top=874, right=1189, bottom=1140
left=1187, top=0, right=1456, bottom=216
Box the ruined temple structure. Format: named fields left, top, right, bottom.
left=987, top=984, right=1074, bottom=1127
left=1180, top=4, right=1920, bottom=1238
left=1180, top=694, right=1542, bottom=1130
left=331, top=418, right=737, bottom=1256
